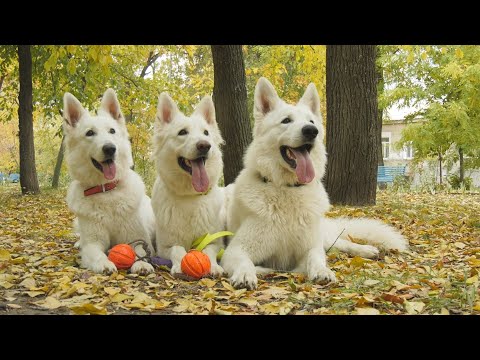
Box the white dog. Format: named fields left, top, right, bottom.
left=63, top=89, right=155, bottom=274
left=221, top=78, right=407, bottom=289
left=151, top=93, right=226, bottom=276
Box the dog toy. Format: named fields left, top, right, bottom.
left=181, top=250, right=211, bottom=279
left=108, top=244, right=136, bottom=269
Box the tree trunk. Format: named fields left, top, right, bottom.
left=325, top=45, right=378, bottom=206
left=211, top=45, right=252, bottom=185
left=52, top=135, right=65, bottom=188
left=18, top=45, right=40, bottom=195
left=459, top=147, right=464, bottom=184
left=376, top=49, right=384, bottom=167
left=438, top=151, right=443, bottom=185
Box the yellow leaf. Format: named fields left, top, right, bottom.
left=19, top=277, right=36, bottom=289
left=356, top=307, right=380, bottom=315
left=466, top=275, right=478, bottom=285
left=199, top=278, right=217, bottom=288
left=70, top=303, right=107, bottom=315
left=110, top=293, right=131, bottom=303
left=404, top=301, right=425, bottom=314
left=238, top=298, right=258, bottom=307
left=221, top=281, right=236, bottom=292
left=25, top=291, right=44, bottom=298
left=350, top=256, right=366, bottom=268
left=203, top=290, right=218, bottom=299
left=440, top=308, right=450, bottom=315
left=0, top=281, right=14, bottom=289
left=454, top=242, right=466, bottom=249
left=473, top=302, right=480, bottom=311
left=0, top=249, right=11, bottom=261
left=104, top=287, right=121, bottom=296
left=35, top=296, right=62, bottom=309
left=364, top=279, right=380, bottom=286
left=455, top=48, right=464, bottom=59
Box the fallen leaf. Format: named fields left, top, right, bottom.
left=356, top=307, right=380, bottom=315
left=104, top=287, right=121, bottom=296
left=34, top=296, right=62, bottom=309
left=0, top=281, right=14, bottom=289
left=199, top=278, right=217, bottom=288
left=70, top=303, right=107, bottom=315
left=405, top=301, right=425, bottom=314
left=25, top=291, right=44, bottom=298
left=350, top=256, right=366, bottom=268
left=7, top=303, right=22, bottom=309
left=364, top=279, right=380, bottom=286
left=19, top=277, right=36, bottom=289
left=466, top=275, right=478, bottom=285
left=381, top=293, right=405, bottom=304
left=0, top=249, right=11, bottom=261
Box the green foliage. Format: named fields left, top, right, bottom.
left=448, top=174, right=473, bottom=190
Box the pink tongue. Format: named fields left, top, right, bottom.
left=101, top=161, right=116, bottom=180
left=291, top=148, right=315, bottom=184
left=191, top=159, right=209, bottom=193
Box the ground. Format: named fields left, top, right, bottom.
left=0, top=185, right=479, bottom=315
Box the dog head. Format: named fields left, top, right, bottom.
left=153, top=93, right=224, bottom=195
left=245, top=77, right=326, bottom=186
left=63, top=89, right=133, bottom=186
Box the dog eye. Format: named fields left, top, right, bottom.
left=310, top=120, right=314, bottom=124
left=86, top=130, right=95, bottom=137
left=281, top=118, right=292, bottom=124
left=204, top=130, right=209, bottom=136
left=109, top=128, right=116, bottom=134
left=178, top=129, right=188, bottom=136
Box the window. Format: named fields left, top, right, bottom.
left=382, top=136, right=390, bottom=159
left=404, top=142, right=413, bottom=159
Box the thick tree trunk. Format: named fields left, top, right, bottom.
left=325, top=45, right=378, bottom=205
left=459, top=147, right=464, bottom=184
left=52, top=135, right=65, bottom=188
left=211, top=45, right=252, bottom=185
left=376, top=49, right=384, bottom=167
left=18, top=45, right=40, bottom=195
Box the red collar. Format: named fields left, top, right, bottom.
left=84, top=180, right=119, bottom=197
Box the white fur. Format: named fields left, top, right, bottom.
left=151, top=93, right=227, bottom=277
left=221, top=78, right=407, bottom=289
left=63, top=89, right=155, bottom=274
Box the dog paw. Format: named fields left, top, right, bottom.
left=131, top=261, right=154, bottom=275
left=230, top=270, right=258, bottom=290
left=308, top=266, right=337, bottom=284
left=170, top=262, right=182, bottom=276
left=209, top=264, right=225, bottom=277
left=90, top=259, right=117, bottom=274
left=356, top=245, right=380, bottom=259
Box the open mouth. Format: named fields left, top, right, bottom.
left=91, top=158, right=116, bottom=180
left=178, top=157, right=210, bottom=193
left=280, top=144, right=315, bottom=184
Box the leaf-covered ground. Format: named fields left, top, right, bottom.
left=1, top=185, right=479, bottom=315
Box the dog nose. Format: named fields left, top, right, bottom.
left=302, top=125, right=319, bottom=141
left=102, top=144, right=116, bottom=157
left=196, top=141, right=211, bottom=154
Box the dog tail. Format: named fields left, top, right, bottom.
left=331, top=217, right=408, bottom=252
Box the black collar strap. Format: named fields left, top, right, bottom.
left=260, top=174, right=305, bottom=188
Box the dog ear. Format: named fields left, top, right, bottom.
left=193, top=95, right=216, bottom=125
left=63, top=92, right=86, bottom=127
left=298, top=83, right=321, bottom=117
left=254, top=77, right=280, bottom=121
left=99, top=88, right=124, bottom=121
left=156, top=92, right=178, bottom=124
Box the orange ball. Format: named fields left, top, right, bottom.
left=181, top=250, right=211, bottom=279
left=108, top=244, right=136, bottom=270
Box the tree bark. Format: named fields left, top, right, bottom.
left=458, top=147, right=464, bottom=184
left=325, top=45, right=378, bottom=205
left=211, top=45, right=252, bottom=185
left=18, top=45, right=40, bottom=195
left=376, top=49, right=384, bottom=167
left=438, top=151, right=443, bottom=185
left=52, top=135, right=65, bottom=188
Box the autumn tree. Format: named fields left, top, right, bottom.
left=211, top=45, right=251, bottom=185
left=17, top=45, right=40, bottom=194
left=325, top=45, right=378, bottom=205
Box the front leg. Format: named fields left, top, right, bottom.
left=202, top=240, right=225, bottom=277
left=131, top=240, right=154, bottom=275
left=295, top=246, right=336, bottom=284
left=78, top=223, right=116, bottom=274
left=158, top=245, right=187, bottom=276
left=221, top=219, right=272, bottom=290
